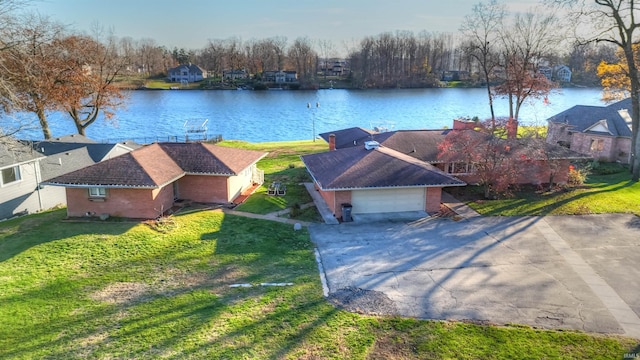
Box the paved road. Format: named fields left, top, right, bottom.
left=309, top=214, right=640, bottom=338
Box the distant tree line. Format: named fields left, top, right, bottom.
left=0, top=0, right=635, bottom=148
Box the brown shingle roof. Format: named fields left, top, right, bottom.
left=301, top=145, right=465, bottom=190
left=44, top=143, right=267, bottom=188
left=321, top=128, right=588, bottom=163
left=319, top=129, right=451, bottom=162
left=158, top=143, right=267, bottom=174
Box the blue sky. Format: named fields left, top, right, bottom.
left=32, top=0, right=540, bottom=54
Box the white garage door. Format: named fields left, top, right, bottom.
left=351, top=188, right=425, bottom=214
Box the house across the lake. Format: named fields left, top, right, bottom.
left=546, top=98, right=632, bottom=163
left=43, top=142, right=267, bottom=219
left=167, top=64, right=207, bottom=83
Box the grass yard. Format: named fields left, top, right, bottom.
left=1, top=209, right=637, bottom=359
left=462, top=170, right=640, bottom=216
left=218, top=140, right=327, bottom=220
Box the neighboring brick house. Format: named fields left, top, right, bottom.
left=43, top=143, right=266, bottom=219
left=167, top=64, right=207, bottom=83
left=546, top=98, right=632, bottom=163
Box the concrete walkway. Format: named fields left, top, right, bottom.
left=441, top=192, right=481, bottom=219
left=303, top=182, right=339, bottom=225
left=221, top=207, right=312, bottom=227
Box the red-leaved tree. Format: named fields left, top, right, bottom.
left=438, top=118, right=519, bottom=198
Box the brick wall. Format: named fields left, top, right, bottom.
left=425, top=187, right=442, bottom=213
left=571, top=133, right=615, bottom=162
left=317, top=188, right=351, bottom=219
left=177, top=175, right=229, bottom=203
left=614, top=138, right=632, bottom=164
left=66, top=186, right=174, bottom=219
left=334, top=191, right=352, bottom=219
left=546, top=122, right=572, bottom=146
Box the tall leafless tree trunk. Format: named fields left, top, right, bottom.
left=549, top=0, right=640, bottom=181
left=460, top=0, right=506, bottom=127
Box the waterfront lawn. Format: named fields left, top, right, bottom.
left=463, top=171, right=640, bottom=216
left=219, top=140, right=326, bottom=217
left=1, top=209, right=637, bottom=359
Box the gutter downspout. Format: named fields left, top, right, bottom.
left=33, top=160, right=43, bottom=211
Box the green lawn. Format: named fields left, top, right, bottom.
left=1, top=209, right=637, bottom=359
left=218, top=140, right=327, bottom=218
left=466, top=171, right=640, bottom=216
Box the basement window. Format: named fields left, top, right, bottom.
left=88, top=187, right=107, bottom=198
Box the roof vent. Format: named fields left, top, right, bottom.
left=364, top=141, right=380, bottom=150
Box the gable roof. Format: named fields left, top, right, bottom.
left=0, top=140, right=44, bottom=169
left=44, top=143, right=267, bottom=189
left=31, top=141, right=138, bottom=163
left=546, top=98, right=632, bottom=138
left=301, top=145, right=465, bottom=190
left=39, top=147, right=98, bottom=181
left=168, top=64, right=205, bottom=74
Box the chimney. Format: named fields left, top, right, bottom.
left=453, top=118, right=476, bottom=130
left=507, top=118, right=518, bottom=139
left=329, top=134, right=336, bottom=151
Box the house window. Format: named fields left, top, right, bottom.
left=590, top=139, right=604, bottom=152
left=1, top=166, right=21, bottom=186
left=88, top=187, right=107, bottom=198
left=446, top=162, right=473, bottom=175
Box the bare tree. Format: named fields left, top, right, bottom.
left=548, top=0, right=640, bottom=180
left=316, top=39, right=335, bottom=79
left=56, top=30, right=128, bottom=136
left=0, top=1, right=36, bottom=104
left=1, top=13, right=66, bottom=139
left=288, top=37, right=316, bottom=82
left=460, top=0, right=506, bottom=126
left=494, top=9, right=559, bottom=123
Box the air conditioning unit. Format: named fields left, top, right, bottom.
left=364, top=141, right=380, bottom=150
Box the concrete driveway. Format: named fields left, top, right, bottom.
left=309, top=214, right=640, bottom=338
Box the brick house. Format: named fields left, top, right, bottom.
left=44, top=143, right=266, bottom=219
left=301, top=139, right=465, bottom=220
left=310, top=121, right=587, bottom=219
left=546, top=98, right=632, bottom=163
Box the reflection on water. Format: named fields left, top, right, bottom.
left=8, top=88, right=604, bottom=143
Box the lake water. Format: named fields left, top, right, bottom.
left=8, top=87, right=605, bottom=143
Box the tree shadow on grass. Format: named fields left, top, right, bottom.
left=2, top=211, right=341, bottom=358
left=470, top=179, right=636, bottom=216
left=0, top=209, right=136, bottom=263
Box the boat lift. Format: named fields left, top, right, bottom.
left=184, top=119, right=209, bottom=142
